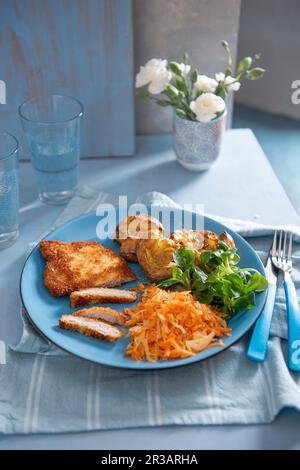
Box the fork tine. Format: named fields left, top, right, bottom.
left=283, top=231, right=288, bottom=261
left=288, top=232, right=293, bottom=261
left=271, top=230, right=277, bottom=257
left=277, top=230, right=283, bottom=260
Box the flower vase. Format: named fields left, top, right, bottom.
left=172, top=110, right=227, bottom=171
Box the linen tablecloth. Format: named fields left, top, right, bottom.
left=1, top=189, right=300, bottom=434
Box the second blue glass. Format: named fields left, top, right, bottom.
left=19, top=94, right=83, bottom=205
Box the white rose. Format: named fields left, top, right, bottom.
left=215, top=72, right=240, bottom=92
left=195, top=75, right=218, bottom=93
left=190, top=92, right=225, bottom=122
left=136, top=58, right=172, bottom=94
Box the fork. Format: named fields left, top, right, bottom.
left=271, top=231, right=300, bottom=371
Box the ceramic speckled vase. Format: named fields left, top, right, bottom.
left=172, top=110, right=227, bottom=171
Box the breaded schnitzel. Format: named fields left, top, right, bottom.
left=40, top=240, right=137, bottom=297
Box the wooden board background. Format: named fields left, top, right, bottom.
left=0, top=0, right=135, bottom=158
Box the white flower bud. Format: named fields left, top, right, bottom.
left=215, top=72, right=240, bottom=92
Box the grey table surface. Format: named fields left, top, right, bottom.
left=1, top=129, right=299, bottom=450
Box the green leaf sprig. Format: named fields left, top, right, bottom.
left=157, top=243, right=268, bottom=318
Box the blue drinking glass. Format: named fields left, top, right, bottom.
left=19, top=94, right=83, bottom=205
left=0, top=131, right=19, bottom=249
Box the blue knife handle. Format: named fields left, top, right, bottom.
left=284, top=278, right=300, bottom=371
left=247, top=283, right=277, bottom=362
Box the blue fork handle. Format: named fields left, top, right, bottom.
left=284, top=278, right=300, bottom=371
left=247, top=283, right=277, bottom=362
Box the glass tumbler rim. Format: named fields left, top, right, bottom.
left=0, top=130, right=19, bottom=161
left=18, top=93, right=84, bottom=125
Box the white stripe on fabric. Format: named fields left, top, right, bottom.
left=146, top=374, right=155, bottom=426
left=153, top=371, right=162, bottom=425
left=0, top=340, right=6, bottom=364
left=264, top=355, right=277, bottom=419
left=94, top=366, right=102, bottom=429
left=208, top=358, right=223, bottom=424
left=203, top=360, right=217, bottom=424
left=31, top=355, right=47, bottom=432
left=23, top=355, right=40, bottom=433
left=201, top=361, right=212, bottom=422
left=86, top=364, right=95, bottom=430
left=260, top=362, right=275, bottom=420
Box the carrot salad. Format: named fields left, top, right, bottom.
left=124, top=286, right=231, bottom=362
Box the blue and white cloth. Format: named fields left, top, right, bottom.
left=1, top=189, right=300, bottom=434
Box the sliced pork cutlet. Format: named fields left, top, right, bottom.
left=59, top=314, right=122, bottom=341
left=70, top=287, right=138, bottom=308
left=40, top=240, right=137, bottom=297
left=72, top=306, right=127, bottom=325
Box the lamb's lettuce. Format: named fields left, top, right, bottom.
left=157, top=243, right=268, bottom=318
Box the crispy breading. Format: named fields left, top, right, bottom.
left=70, top=287, right=138, bottom=308
left=59, top=314, right=122, bottom=341
left=72, top=306, right=127, bottom=325
left=40, top=240, right=137, bottom=297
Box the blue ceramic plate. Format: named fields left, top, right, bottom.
left=20, top=207, right=267, bottom=370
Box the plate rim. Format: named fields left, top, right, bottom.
left=20, top=206, right=267, bottom=370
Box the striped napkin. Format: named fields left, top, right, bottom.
left=1, top=189, right=300, bottom=434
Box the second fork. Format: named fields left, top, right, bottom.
left=271, top=231, right=300, bottom=372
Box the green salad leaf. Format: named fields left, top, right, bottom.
left=157, top=243, right=268, bottom=318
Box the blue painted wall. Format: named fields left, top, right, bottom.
left=0, top=0, right=135, bottom=157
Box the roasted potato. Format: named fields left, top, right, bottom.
left=170, top=229, right=235, bottom=252
left=115, top=214, right=164, bottom=262
left=119, top=238, right=139, bottom=263
left=170, top=230, right=218, bottom=251
left=219, top=231, right=235, bottom=249
left=136, top=238, right=178, bottom=281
